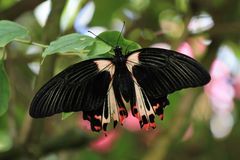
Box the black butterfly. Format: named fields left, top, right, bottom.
left=29, top=36, right=211, bottom=132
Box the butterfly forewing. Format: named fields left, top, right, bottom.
left=30, top=59, right=113, bottom=118
left=126, top=48, right=211, bottom=98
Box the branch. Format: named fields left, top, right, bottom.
left=14, top=39, right=48, bottom=48
left=0, top=0, right=47, bottom=20
left=209, top=22, right=240, bottom=37
left=0, top=129, right=92, bottom=160
left=18, top=0, right=68, bottom=148
left=190, top=0, right=240, bottom=38
left=40, top=129, right=92, bottom=154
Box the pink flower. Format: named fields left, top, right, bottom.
left=90, top=130, right=119, bottom=153
left=78, top=114, right=120, bottom=153
left=77, top=114, right=92, bottom=132
left=206, top=79, right=234, bottom=112
left=209, top=59, right=230, bottom=80
left=122, top=111, right=141, bottom=132
left=233, top=75, right=240, bottom=99
left=205, top=59, right=234, bottom=113
left=177, top=42, right=194, bottom=58
left=188, top=36, right=208, bottom=57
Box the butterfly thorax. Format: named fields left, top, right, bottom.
left=112, top=46, right=126, bottom=65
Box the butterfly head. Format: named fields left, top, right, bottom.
left=113, top=45, right=123, bottom=57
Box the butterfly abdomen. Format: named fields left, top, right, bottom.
left=113, top=63, right=135, bottom=103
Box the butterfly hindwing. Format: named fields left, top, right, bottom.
left=30, top=59, right=113, bottom=118
left=126, top=48, right=211, bottom=98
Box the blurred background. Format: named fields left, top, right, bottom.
left=0, top=0, right=240, bottom=159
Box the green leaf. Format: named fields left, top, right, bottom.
left=0, top=20, right=29, bottom=47
left=90, top=0, right=128, bottom=26
left=98, top=31, right=141, bottom=55
left=62, top=112, right=74, bottom=120
left=175, top=0, right=189, bottom=13
left=87, top=40, right=111, bottom=56
left=42, top=33, right=95, bottom=57
left=0, top=131, right=12, bottom=152
left=0, top=60, right=10, bottom=116
left=212, top=0, right=225, bottom=7
left=0, top=0, right=16, bottom=10
left=42, top=31, right=141, bottom=58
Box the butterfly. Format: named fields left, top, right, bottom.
left=29, top=33, right=211, bottom=132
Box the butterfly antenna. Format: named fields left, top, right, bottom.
left=88, top=30, right=114, bottom=47
left=116, top=21, right=125, bottom=46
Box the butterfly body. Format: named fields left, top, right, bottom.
left=30, top=43, right=210, bottom=132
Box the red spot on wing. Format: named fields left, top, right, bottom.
left=142, top=123, right=150, bottom=131
left=94, top=115, right=101, bottom=120
left=94, top=126, right=102, bottom=131
left=132, top=105, right=141, bottom=120
left=150, top=122, right=156, bottom=129
left=160, top=114, right=164, bottom=120
left=119, top=107, right=128, bottom=125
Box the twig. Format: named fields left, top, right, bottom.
left=14, top=38, right=48, bottom=48
left=0, top=129, right=92, bottom=160
left=18, top=0, right=67, bottom=149
left=0, top=0, right=46, bottom=20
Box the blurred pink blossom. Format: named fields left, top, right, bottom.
left=205, top=59, right=234, bottom=113
left=209, top=59, right=230, bottom=79
left=206, top=79, right=234, bottom=112
left=77, top=114, right=120, bottom=153
left=177, top=42, right=194, bottom=58
left=233, top=75, right=240, bottom=99
left=205, top=47, right=240, bottom=139
left=122, top=112, right=141, bottom=132
left=90, top=130, right=119, bottom=153
left=77, top=114, right=92, bottom=132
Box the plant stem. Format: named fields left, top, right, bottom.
left=1, top=47, right=6, bottom=60
left=14, top=38, right=48, bottom=48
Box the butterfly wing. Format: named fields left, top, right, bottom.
left=126, top=48, right=211, bottom=98
left=124, top=48, right=210, bottom=129
left=30, top=59, right=113, bottom=118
